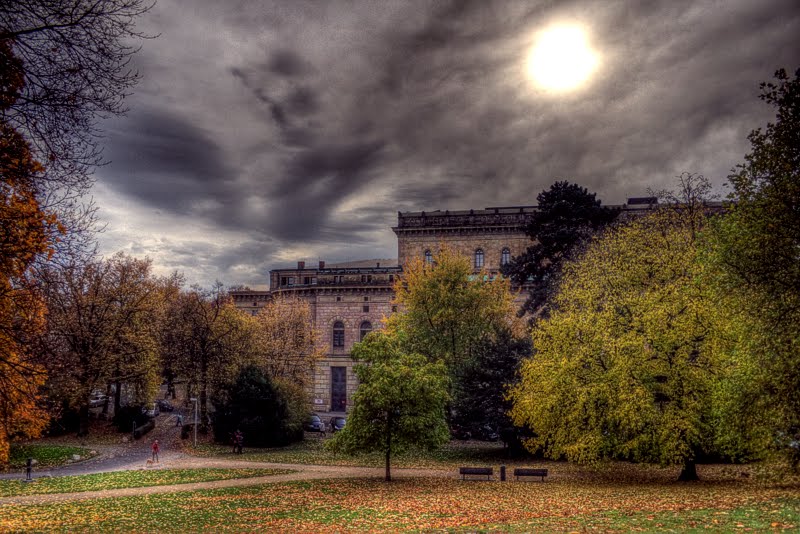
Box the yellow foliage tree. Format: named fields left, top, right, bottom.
left=511, top=190, right=727, bottom=481
left=251, top=295, right=323, bottom=388
left=388, top=245, right=518, bottom=371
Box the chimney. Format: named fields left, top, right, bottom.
left=376, top=262, right=380, bottom=268
left=319, top=260, right=325, bottom=269
left=297, top=261, right=305, bottom=269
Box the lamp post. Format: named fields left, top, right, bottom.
left=189, top=397, right=198, bottom=448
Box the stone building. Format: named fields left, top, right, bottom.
left=233, top=260, right=400, bottom=413
left=393, top=207, right=537, bottom=275
left=231, top=198, right=688, bottom=414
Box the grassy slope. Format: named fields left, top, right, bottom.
left=6, top=444, right=95, bottom=471
left=0, top=468, right=293, bottom=498
left=0, top=477, right=798, bottom=532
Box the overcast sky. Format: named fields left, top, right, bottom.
left=94, top=0, right=800, bottom=288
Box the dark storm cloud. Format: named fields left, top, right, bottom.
left=105, top=108, right=236, bottom=215
left=96, top=0, right=800, bottom=286
left=268, top=49, right=311, bottom=78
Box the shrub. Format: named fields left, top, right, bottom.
left=211, top=366, right=302, bottom=448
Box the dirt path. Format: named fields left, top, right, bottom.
left=0, top=460, right=452, bottom=507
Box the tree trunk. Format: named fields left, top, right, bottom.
left=678, top=458, right=699, bottom=481
left=102, top=383, right=112, bottom=415
left=114, top=380, right=122, bottom=414
left=385, top=411, right=392, bottom=482
left=78, top=404, right=90, bottom=437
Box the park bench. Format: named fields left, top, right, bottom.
left=459, top=467, right=493, bottom=480
left=133, top=419, right=155, bottom=440
left=513, top=468, right=548, bottom=481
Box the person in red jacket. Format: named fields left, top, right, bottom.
left=151, top=439, right=160, bottom=463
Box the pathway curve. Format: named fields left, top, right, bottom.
left=0, top=460, right=453, bottom=507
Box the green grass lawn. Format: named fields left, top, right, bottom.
left=1, top=477, right=798, bottom=532
left=6, top=444, right=96, bottom=471
left=0, top=468, right=293, bottom=498
left=189, top=439, right=532, bottom=469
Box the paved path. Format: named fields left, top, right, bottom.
left=0, top=460, right=452, bottom=507
left=0, top=409, right=455, bottom=508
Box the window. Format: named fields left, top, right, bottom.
left=363, top=296, right=369, bottom=302
left=389, top=274, right=394, bottom=282
left=392, top=305, right=398, bottom=313
left=363, top=305, right=369, bottom=313
left=474, top=249, right=484, bottom=269
left=332, top=321, right=344, bottom=348
left=287, top=277, right=295, bottom=285
left=424, top=250, right=433, bottom=265
left=360, top=321, right=372, bottom=341
left=280, top=276, right=288, bottom=286
left=501, top=247, right=510, bottom=266
left=336, top=296, right=341, bottom=302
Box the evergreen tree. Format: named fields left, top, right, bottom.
left=502, top=181, right=618, bottom=320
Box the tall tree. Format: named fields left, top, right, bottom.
left=451, top=327, right=531, bottom=442
left=0, top=1, right=152, bottom=209
left=161, top=284, right=254, bottom=427
left=389, top=245, right=516, bottom=373
left=39, top=253, right=160, bottom=435
left=251, top=294, right=323, bottom=388
left=707, top=67, right=800, bottom=466
left=327, top=331, right=450, bottom=481
left=502, top=181, right=618, bottom=320
left=511, top=180, right=727, bottom=480
left=0, top=41, right=57, bottom=464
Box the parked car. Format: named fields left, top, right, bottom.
left=156, top=399, right=174, bottom=412
left=329, top=416, right=346, bottom=432
left=89, top=392, right=107, bottom=408
left=303, top=414, right=325, bottom=434
left=473, top=424, right=499, bottom=442
left=144, top=403, right=160, bottom=418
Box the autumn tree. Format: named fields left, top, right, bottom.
left=511, top=179, right=728, bottom=480
left=502, top=181, right=618, bottom=320
left=705, top=67, right=800, bottom=466
left=38, top=253, right=161, bottom=435
left=327, top=331, right=450, bottom=481
left=389, top=246, right=516, bottom=373
left=1, top=1, right=152, bottom=218
left=0, top=41, right=57, bottom=464
left=160, top=284, right=255, bottom=427
left=247, top=294, right=324, bottom=436
left=251, top=294, right=323, bottom=388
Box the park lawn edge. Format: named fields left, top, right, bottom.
left=0, top=467, right=294, bottom=497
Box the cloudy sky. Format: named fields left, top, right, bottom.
left=94, top=0, right=800, bottom=288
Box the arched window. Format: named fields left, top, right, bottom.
left=501, top=247, right=510, bottom=266
left=359, top=321, right=372, bottom=341
left=424, top=249, right=433, bottom=265
left=474, top=249, right=484, bottom=269
left=332, top=321, right=345, bottom=348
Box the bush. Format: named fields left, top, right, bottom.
left=211, top=366, right=303, bottom=448
left=112, top=405, right=149, bottom=432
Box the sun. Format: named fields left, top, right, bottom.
left=527, top=25, right=599, bottom=92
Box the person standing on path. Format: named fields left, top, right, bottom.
left=151, top=439, right=160, bottom=463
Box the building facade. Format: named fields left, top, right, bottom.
left=232, top=199, right=679, bottom=413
